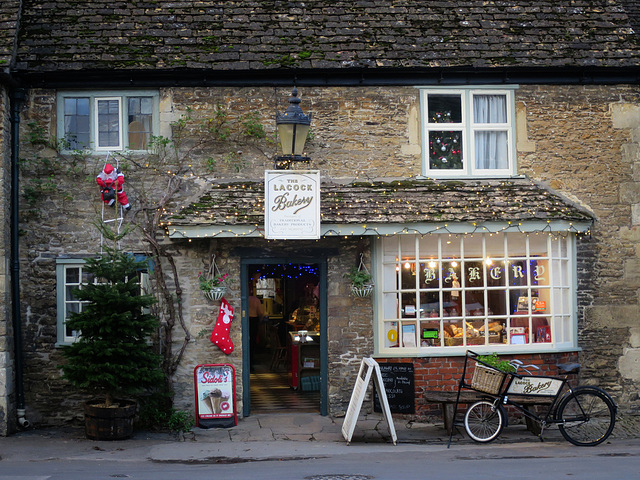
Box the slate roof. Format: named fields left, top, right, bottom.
left=11, top=0, right=640, bottom=81
left=0, top=0, right=21, bottom=74
left=165, top=178, right=594, bottom=237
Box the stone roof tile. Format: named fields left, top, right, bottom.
left=0, top=0, right=21, bottom=72
left=12, top=0, right=640, bottom=74
left=166, top=178, right=594, bottom=231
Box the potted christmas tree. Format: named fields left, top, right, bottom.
left=60, top=246, right=164, bottom=440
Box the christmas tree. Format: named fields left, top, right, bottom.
left=428, top=110, right=463, bottom=170
left=61, top=247, right=163, bottom=407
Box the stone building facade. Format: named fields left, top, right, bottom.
left=6, top=83, right=639, bottom=427
left=2, top=1, right=640, bottom=435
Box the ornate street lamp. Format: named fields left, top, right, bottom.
left=275, top=87, right=312, bottom=169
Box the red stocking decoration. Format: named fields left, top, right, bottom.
left=210, top=298, right=234, bottom=354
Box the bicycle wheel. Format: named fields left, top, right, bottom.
left=556, top=386, right=616, bottom=446
left=464, top=400, right=505, bottom=443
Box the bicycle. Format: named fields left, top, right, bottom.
left=449, top=350, right=617, bottom=447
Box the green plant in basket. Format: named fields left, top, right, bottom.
left=344, top=266, right=373, bottom=287
left=477, top=353, right=516, bottom=373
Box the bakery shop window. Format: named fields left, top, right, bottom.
left=376, top=232, right=575, bottom=354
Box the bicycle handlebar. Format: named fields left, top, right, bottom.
left=509, top=359, right=540, bottom=374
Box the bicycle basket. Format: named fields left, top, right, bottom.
left=471, top=364, right=506, bottom=395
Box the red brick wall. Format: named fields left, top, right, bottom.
left=378, top=352, right=580, bottom=419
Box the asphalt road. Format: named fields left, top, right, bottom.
left=1, top=438, right=639, bottom=480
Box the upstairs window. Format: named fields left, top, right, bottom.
left=58, top=91, right=158, bottom=152
left=420, top=88, right=516, bottom=177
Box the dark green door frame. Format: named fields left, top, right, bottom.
left=240, top=256, right=328, bottom=417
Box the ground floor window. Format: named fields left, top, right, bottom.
left=56, top=257, right=150, bottom=345
left=375, top=232, right=575, bottom=354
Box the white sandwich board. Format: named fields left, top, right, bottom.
left=341, top=357, right=397, bottom=445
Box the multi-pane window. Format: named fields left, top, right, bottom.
left=56, top=260, right=97, bottom=344
left=376, top=233, right=574, bottom=354
left=56, top=258, right=151, bottom=345
left=58, top=91, right=158, bottom=151
left=421, top=88, right=515, bottom=177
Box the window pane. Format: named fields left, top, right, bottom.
left=65, top=267, right=80, bottom=284
left=486, top=260, right=506, bottom=287
left=473, top=94, right=507, bottom=124
left=97, top=99, right=121, bottom=148
left=429, top=131, right=463, bottom=170
left=464, top=261, right=484, bottom=288
left=419, top=260, right=439, bottom=289
left=128, top=96, right=153, bottom=150
left=486, top=290, right=507, bottom=315
left=475, top=130, right=508, bottom=169
left=428, top=94, right=462, bottom=123
left=63, top=98, right=90, bottom=149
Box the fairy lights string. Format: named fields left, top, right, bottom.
left=161, top=172, right=593, bottom=240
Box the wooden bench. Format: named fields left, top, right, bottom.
left=422, top=390, right=555, bottom=435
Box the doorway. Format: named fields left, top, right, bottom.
left=242, top=259, right=327, bottom=416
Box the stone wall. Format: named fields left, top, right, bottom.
left=517, top=85, right=640, bottom=414
left=13, top=84, right=640, bottom=426
left=0, top=85, right=13, bottom=435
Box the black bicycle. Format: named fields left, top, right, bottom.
left=451, top=350, right=617, bottom=447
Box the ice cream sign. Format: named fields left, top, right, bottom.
left=264, top=170, right=321, bottom=239
left=194, top=364, right=237, bottom=428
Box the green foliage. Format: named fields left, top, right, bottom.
left=60, top=247, right=164, bottom=406
left=477, top=353, right=516, bottom=373
left=241, top=112, right=267, bottom=139
left=223, top=151, right=246, bottom=172
left=204, top=104, right=231, bottom=141
left=137, top=391, right=194, bottom=433
left=20, top=122, right=89, bottom=210
left=166, top=409, right=196, bottom=433
left=344, top=266, right=373, bottom=287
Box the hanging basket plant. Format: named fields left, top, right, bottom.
left=199, top=255, right=229, bottom=301
left=345, top=254, right=374, bottom=298
left=204, top=287, right=226, bottom=301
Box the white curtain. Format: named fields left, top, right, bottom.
left=474, top=95, right=508, bottom=169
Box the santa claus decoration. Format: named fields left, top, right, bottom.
left=96, top=163, right=131, bottom=211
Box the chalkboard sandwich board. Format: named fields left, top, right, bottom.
left=373, top=362, right=415, bottom=414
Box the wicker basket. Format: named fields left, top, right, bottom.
left=204, top=287, right=226, bottom=301
left=471, top=364, right=506, bottom=395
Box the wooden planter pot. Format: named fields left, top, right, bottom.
left=84, top=400, right=137, bottom=440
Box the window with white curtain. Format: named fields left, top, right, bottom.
left=374, top=232, right=576, bottom=355
left=420, top=88, right=516, bottom=177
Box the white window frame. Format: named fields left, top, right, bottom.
left=94, top=96, right=123, bottom=151
left=419, top=87, right=517, bottom=178
left=373, top=232, right=577, bottom=357
left=56, top=258, right=96, bottom=345
left=57, top=90, right=159, bottom=152
left=56, top=257, right=151, bottom=346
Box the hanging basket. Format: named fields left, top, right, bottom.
left=201, top=255, right=228, bottom=301
left=348, top=253, right=374, bottom=297
left=204, top=286, right=226, bottom=301
left=351, top=284, right=374, bottom=298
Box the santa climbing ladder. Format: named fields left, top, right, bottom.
left=96, top=162, right=131, bottom=211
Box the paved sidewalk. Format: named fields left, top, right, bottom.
left=1, top=412, right=639, bottom=464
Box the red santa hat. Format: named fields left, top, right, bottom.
left=103, top=163, right=114, bottom=174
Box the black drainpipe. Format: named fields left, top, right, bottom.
left=10, top=88, right=29, bottom=429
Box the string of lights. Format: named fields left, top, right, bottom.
left=160, top=172, right=593, bottom=241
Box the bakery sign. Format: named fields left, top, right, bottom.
left=264, top=170, right=321, bottom=239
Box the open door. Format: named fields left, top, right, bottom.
left=242, top=260, right=327, bottom=416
